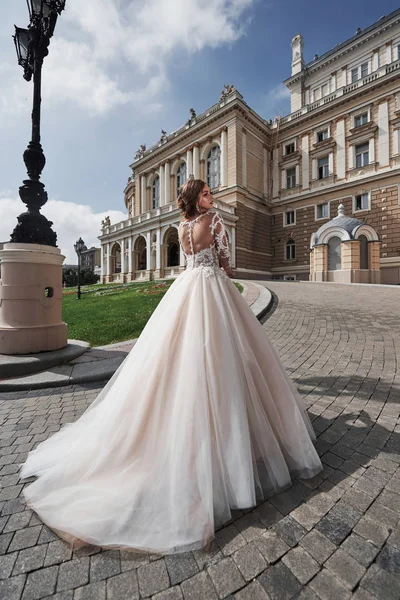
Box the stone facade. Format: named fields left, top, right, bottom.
left=100, top=9, right=400, bottom=285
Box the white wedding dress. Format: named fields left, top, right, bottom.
left=21, top=210, right=322, bottom=554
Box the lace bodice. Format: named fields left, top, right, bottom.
left=179, top=211, right=232, bottom=276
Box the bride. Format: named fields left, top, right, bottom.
left=21, top=179, right=322, bottom=555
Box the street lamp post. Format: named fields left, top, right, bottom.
left=11, top=0, right=67, bottom=245
left=74, top=237, right=85, bottom=300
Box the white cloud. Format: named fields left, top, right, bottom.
left=3, top=0, right=255, bottom=117
left=262, top=83, right=290, bottom=120
left=0, top=196, right=126, bottom=264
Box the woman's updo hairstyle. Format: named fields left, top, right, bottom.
left=177, top=178, right=206, bottom=219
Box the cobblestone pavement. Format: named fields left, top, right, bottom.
left=0, top=282, right=399, bottom=600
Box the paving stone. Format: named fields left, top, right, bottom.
left=74, top=581, right=106, bottom=600
left=272, top=516, right=307, bottom=547
left=365, top=501, right=399, bottom=529
left=0, top=574, right=26, bottom=600
left=165, top=552, right=199, bottom=585
left=208, top=557, right=245, bottom=598
left=341, top=533, right=379, bottom=567
left=232, top=542, right=267, bottom=581
left=315, top=511, right=352, bottom=546
left=119, top=550, right=149, bottom=571
left=360, top=563, right=400, bottom=600
left=299, top=530, right=336, bottom=564
left=290, top=505, right=321, bottom=531
left=376, top=544, right=400, bottom=576
left=72, top=546, right=101, bottom=559
left=57, top=558, right=89, bottom=592
left=137, top=559, right=170, bottom=597
left=21, top=565, right=58, bottom=600
left=235, top=513, right=265, bottom=542
left=282, top=546, right=320, bottom=585
left=252, top=503, right=283, bottom=528
left=1, top=498, right=25, bottom=516
left=258, top=562, right=302, bottom=600
left=309, top=568, right=352, bottom=600
left=180, top=570, right=218, bottom=600
left=37, top=526, right=58, bottom=545
left=295, top=589, right=320, bottom=600
left=0, top=551, right=17, bottom=579
left=44, top=540, right=73, bottom=566
left=13, top=545, right=47, bottom=575
left=89, top=550, right=120, bottom=582
left=42, top=592, right=73, bottom=599
left=254, top=531, right=290, bottom=563
left=216, top=524, right=247, bottom=557
left=341, top=488, right=374, bottom=512
left=0, top=532, right=13, bottom=555
left=153, top=586, right=183, bottom=600
left=324, top=548, right=366, bottom=589
left=192, top=541, right=223, bottom=571
left=8, top=526, right=41, bottom=552
left=234, top=580, right=270, bottom=600
left=354, top=517, right=390, bottom=547
left=305, top=493, right=336, bottom=518
left=377, top=490, right=400, bottom=514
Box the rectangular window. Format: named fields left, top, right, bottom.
left=317, top=129, right=329, bottom=143
left=355, top=193, right=370, bottom=211
left=285, top=142, right=295, bottom=155
left=286, top=241, right=296, bottom=260
left=354, top=112, right=368, bottom=128
left=355, top=143, right=369, bottom=167
left=286, top=167, right=296, bottom=189
left=351, top=62, right=369, bottom=82
left=285, top=210, right=295, bottom=226
left=317, top=203, right=329, bottom=219
left=322, top=83, right=329, bottom=97
left=317, top=156, right=329, bottom=179
left=314, top=88, right=321, bottom=101
left=361, top=62, right=369, bottom=78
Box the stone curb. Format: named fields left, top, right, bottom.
left=0, top=282, right=272, bottom=392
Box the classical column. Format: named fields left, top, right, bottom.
left=156, top=228, right=161, bottom=270
left=200, top=159, right=206, bottom=181
left=330, top=72, right=336, bottom=92
left=120, top=239, right=125, bottom=275
left=263, top=145, right=268, bottom=197
left=146, top=232, right=151, bottom=272
left=373, top=50, right=379, bottom=71
left=159, top=164, right=165, bottom=207
left=100, top=244, right=105, bottom=279
left=241, top=129, right=247, bottom=187
left=386, top=42, right=392, bottom=65
left=378, top=100, right=389, bottom=167
left=369, top=138, right=375, bottom=163
left=141, top=175, right=146, bottom=213
left=128, top=236, right=132, bottom=276
left=328, top=152, right=334, bottom=175
left=164, top=161, right=171, bottom=204
left=106, top=242, right=110, bottom=278
left=193, top=144, right=200, bottom=179
left=221, top=128, right=227, bottom=187
left=186, top=148, right=193, bottom=177
left=336, top=119, right=346, bottom=179
left=301, top=134, right=309, bottom=189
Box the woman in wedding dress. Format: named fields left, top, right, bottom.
left=21, top=179, right=322, bottom=554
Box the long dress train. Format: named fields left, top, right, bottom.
left=21, top=210, right=322, bottom=554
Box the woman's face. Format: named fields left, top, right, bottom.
left=198, top=185, right=214, bottom=211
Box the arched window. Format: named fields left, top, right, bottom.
left=136, top=237, right=147, bottom=271
left=207, top=146, right=221, bottom=189
left=176, top=162, right=186, bottom=194
left=359, top=235, right=369, bottom=269
left=168, top=243, right=179, bottom=267
left=328, top=236, right=341, bottom=271
left=286, top=239, right=296, bottom=260
left=152, top=176, right=160, bottom=209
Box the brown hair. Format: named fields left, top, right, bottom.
left=177, top=179, right=205, bottom=219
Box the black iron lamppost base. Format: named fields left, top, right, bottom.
left=11, top=181, right=57, bottom=246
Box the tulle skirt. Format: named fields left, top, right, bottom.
left=21, top=267, right=322, bottom=554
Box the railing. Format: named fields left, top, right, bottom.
left=277, top=59, right=400, bottom=126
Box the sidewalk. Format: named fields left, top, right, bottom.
left=0, top=281, right=272, bottom=392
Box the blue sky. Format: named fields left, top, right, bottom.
left=1, top=0, right=399, bottom=262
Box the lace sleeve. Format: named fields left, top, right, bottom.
left=211, top=212, right=233, bottom=276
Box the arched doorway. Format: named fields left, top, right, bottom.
left=328, top=236, right=341, bottom=271
left=111, top=243, right=121, bottom=274
left=135, top=237, right=147, bottom=271
left=165, top=228, right=180, bottom=267
left=359, top=235, right=369, bottom=269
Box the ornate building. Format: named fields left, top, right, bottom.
left=100, top=9, right=400, bottom=285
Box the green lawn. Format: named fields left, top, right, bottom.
left=63, top=279, right=244, bottom=346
